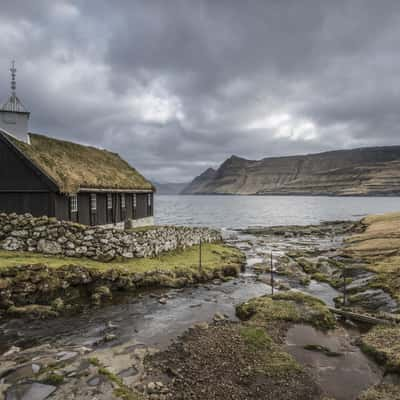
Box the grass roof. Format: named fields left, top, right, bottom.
left=7, top=133, right=154, bottom=194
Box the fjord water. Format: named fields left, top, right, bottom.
left=155, top=194, right=400, bottom=228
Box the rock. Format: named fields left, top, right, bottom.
left=31, top=364, right=41, bottom=374
left=2, top=237, right=24, bottom=251
left=37, top=239, right=62, bottom=255
left=87, top=376, right=100, bottom=386
left=104, top=333, right=117, bottom=342
left=56, top=351, right=78, bottom=361
left=147, top=382, right=157, bottom=394
left=106, top=321, right=119, bottom=329
left=193, top=322, right=209, bottom=330
left=3, top=346, right=21, bottom=357
left=213, top=312, right=226, bottom=322
left=5, top=382, right=56, bottom=400
left=158, top=298, right=167, bottom=304
left=51, top=298, right=64, bottom=312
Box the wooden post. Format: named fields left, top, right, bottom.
left=270, top=251, right=274, bottom=296
left=199, top=237, right=202, bottom=272
left=343, top=267, right=347, bottom=307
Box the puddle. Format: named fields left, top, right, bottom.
left=285, top=324, right=382, bottom=400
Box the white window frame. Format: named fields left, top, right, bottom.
left=90, top=193, right=97, bottom=211
left=107, top=193, right=112, bottom=209
left=147, top=193, right=152, bottom=207
left=121, top=193, right=126, bottom=209
left=133, top=194, right=137, bottom=209
left=70, top=195, right=78, bottom=213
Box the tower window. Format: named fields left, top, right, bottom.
left=121, top=193, right=126, bottom=209
left=90, top=194, right=97, bottom=211
left=70, top=195, right=78, bottom=213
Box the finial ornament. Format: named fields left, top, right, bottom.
left=10, top=60, right=16, bottom=96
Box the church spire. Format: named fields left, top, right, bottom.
left=10, top=60, right=16, bottom=97
left=0, top=60, right=30, bottom=143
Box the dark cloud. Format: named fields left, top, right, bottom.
left=1, top=0, right=400, bottom=182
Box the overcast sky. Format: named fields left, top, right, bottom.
left=1, top=1, right=400, bottom=182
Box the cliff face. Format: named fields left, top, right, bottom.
left=182, top=146, right=400, bottom=195
left=181, top=168, right=217, bottom=194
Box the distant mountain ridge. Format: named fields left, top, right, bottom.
left=182, top=146, right=400, bottom=196
left=154, top=181, right=189, bottom=194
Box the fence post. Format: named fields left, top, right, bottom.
left=270, top=251, right=274, bottom=296
left=343, top=268, right=347, bottom=307
left=199, top=236, right=202, bottom=272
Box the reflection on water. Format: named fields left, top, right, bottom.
left=155, top=194, right=400, bottom=228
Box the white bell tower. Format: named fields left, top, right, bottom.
left=0, top=61, right=30, bottom=143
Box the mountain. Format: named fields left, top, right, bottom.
left=154, top=181, right=189, bottom=194
left=181, top=168, right=217, bottom=194
left=182, top=146, right=400, bottom=196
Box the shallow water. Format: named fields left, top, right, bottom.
left=285, top=324, right=382, bottom=400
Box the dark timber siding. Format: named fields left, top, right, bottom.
left=126, top=194, right=133, bottom=219
left=77, top=193, right=90, bottom=226
left=136, top=193, right=147, bottom=219
left=54, top=193, right=69, bottom=221
left=96, top=193, right=107, bottom=226
left=0, top=192, right=50, bottom=217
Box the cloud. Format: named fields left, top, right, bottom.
left=1, top=0, right=400, bottom=182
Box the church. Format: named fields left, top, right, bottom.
left=0, top=62, right=155, bottom=227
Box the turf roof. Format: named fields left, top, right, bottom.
left=5, top=132, right=154, bottom=194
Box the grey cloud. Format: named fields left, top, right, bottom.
left=1, top=0, right=400, bottom=182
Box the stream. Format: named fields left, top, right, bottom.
left=0, top=230, right=384, bottom=399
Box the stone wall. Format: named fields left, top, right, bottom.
left=0, top=213, right=222, bottom=261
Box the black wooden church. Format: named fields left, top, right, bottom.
left=0, top=63, right=155, bottom=227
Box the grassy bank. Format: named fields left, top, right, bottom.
left=344, top=212, right=400, bottom=303
left=0, top=243, right=245, bottom=318
left=0, top=243, right=241, bottom=274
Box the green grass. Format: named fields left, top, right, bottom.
left=360, top=325, right=400, bottom=373
left=8, top=132, right=154, bottom=193
left=0, top=243, right=243, bottom=274
left=239, top=325, right=302, bottom=377
left=236, top=291, right=336, bottom=330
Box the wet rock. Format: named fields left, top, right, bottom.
left=87, top=376, right=100, bottom=386
left=5, top=382, right=56, bottom=400
left=3, top=347, right=20, bottom=357
left=347, top=289, right=398, bottom=312
left=31, top=364, right=41, bottom=374
left=213, top=312, right=226, bottom=322
left=158, top=298, right=167, bottom=305
left=104, top=333, right=117, bottom=342
left=193, top=322, right=209, bottom=330
left=56, top=351, right=78, bottom=362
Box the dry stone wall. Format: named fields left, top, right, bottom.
left=0, top=213, right=222, bottom=261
